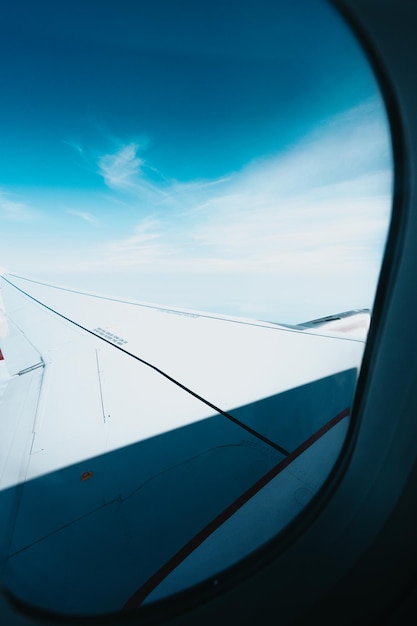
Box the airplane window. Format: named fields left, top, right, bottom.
left=0, top=0, right=392, bottom=618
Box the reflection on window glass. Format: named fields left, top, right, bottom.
left=0, top=0, right=392, bottom=616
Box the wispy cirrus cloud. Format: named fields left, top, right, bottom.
left=63, top=139, right=84, bottom=155
left=66, top=209, right=98, bottom=224
left=0, top=189, right=39, bottom=221
left=89, top=217, right=178, bottom=269
left=96, top=141, right=233, bottom=211
left=55, top=216, right=177, bottom=273
left=178, top=100, right=392, bottom=273
left=98, top=143, right=145, bottom=190
left=105, top=217, right=171, bottom=264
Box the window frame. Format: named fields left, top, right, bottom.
left=3, top=1, right=417, bottom=624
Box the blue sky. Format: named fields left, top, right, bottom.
left=0, top=0, right=392, bottom=322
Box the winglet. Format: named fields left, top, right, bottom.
left=298, top=309, right=371, bottom=341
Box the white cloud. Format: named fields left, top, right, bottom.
left=98, top=143, right=145, bottom=190
left=63, top=139, right=84, bottom=155
left=0, top=189, right=39, bottom=221
left=67, top=209, right=98, bottom=224
left=103, top=216, right=183, bottom=268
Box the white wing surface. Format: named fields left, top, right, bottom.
left=0, top=274, right=366, bottom=615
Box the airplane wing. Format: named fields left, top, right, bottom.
left=0, top=273, right=366, bottom=615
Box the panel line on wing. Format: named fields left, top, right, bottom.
left=95, top=350, right=107, bottom=424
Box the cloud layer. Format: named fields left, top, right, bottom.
left=89, top=102, right=391, bottom=288
left=2, top=99, right=393, bottom=322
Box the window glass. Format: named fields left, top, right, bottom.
left=0, top=0, right=392, bottom=616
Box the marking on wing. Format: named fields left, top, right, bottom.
left=95, top=350, right=107, bottom=424
left=92, top=327, right=128, bottom=346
